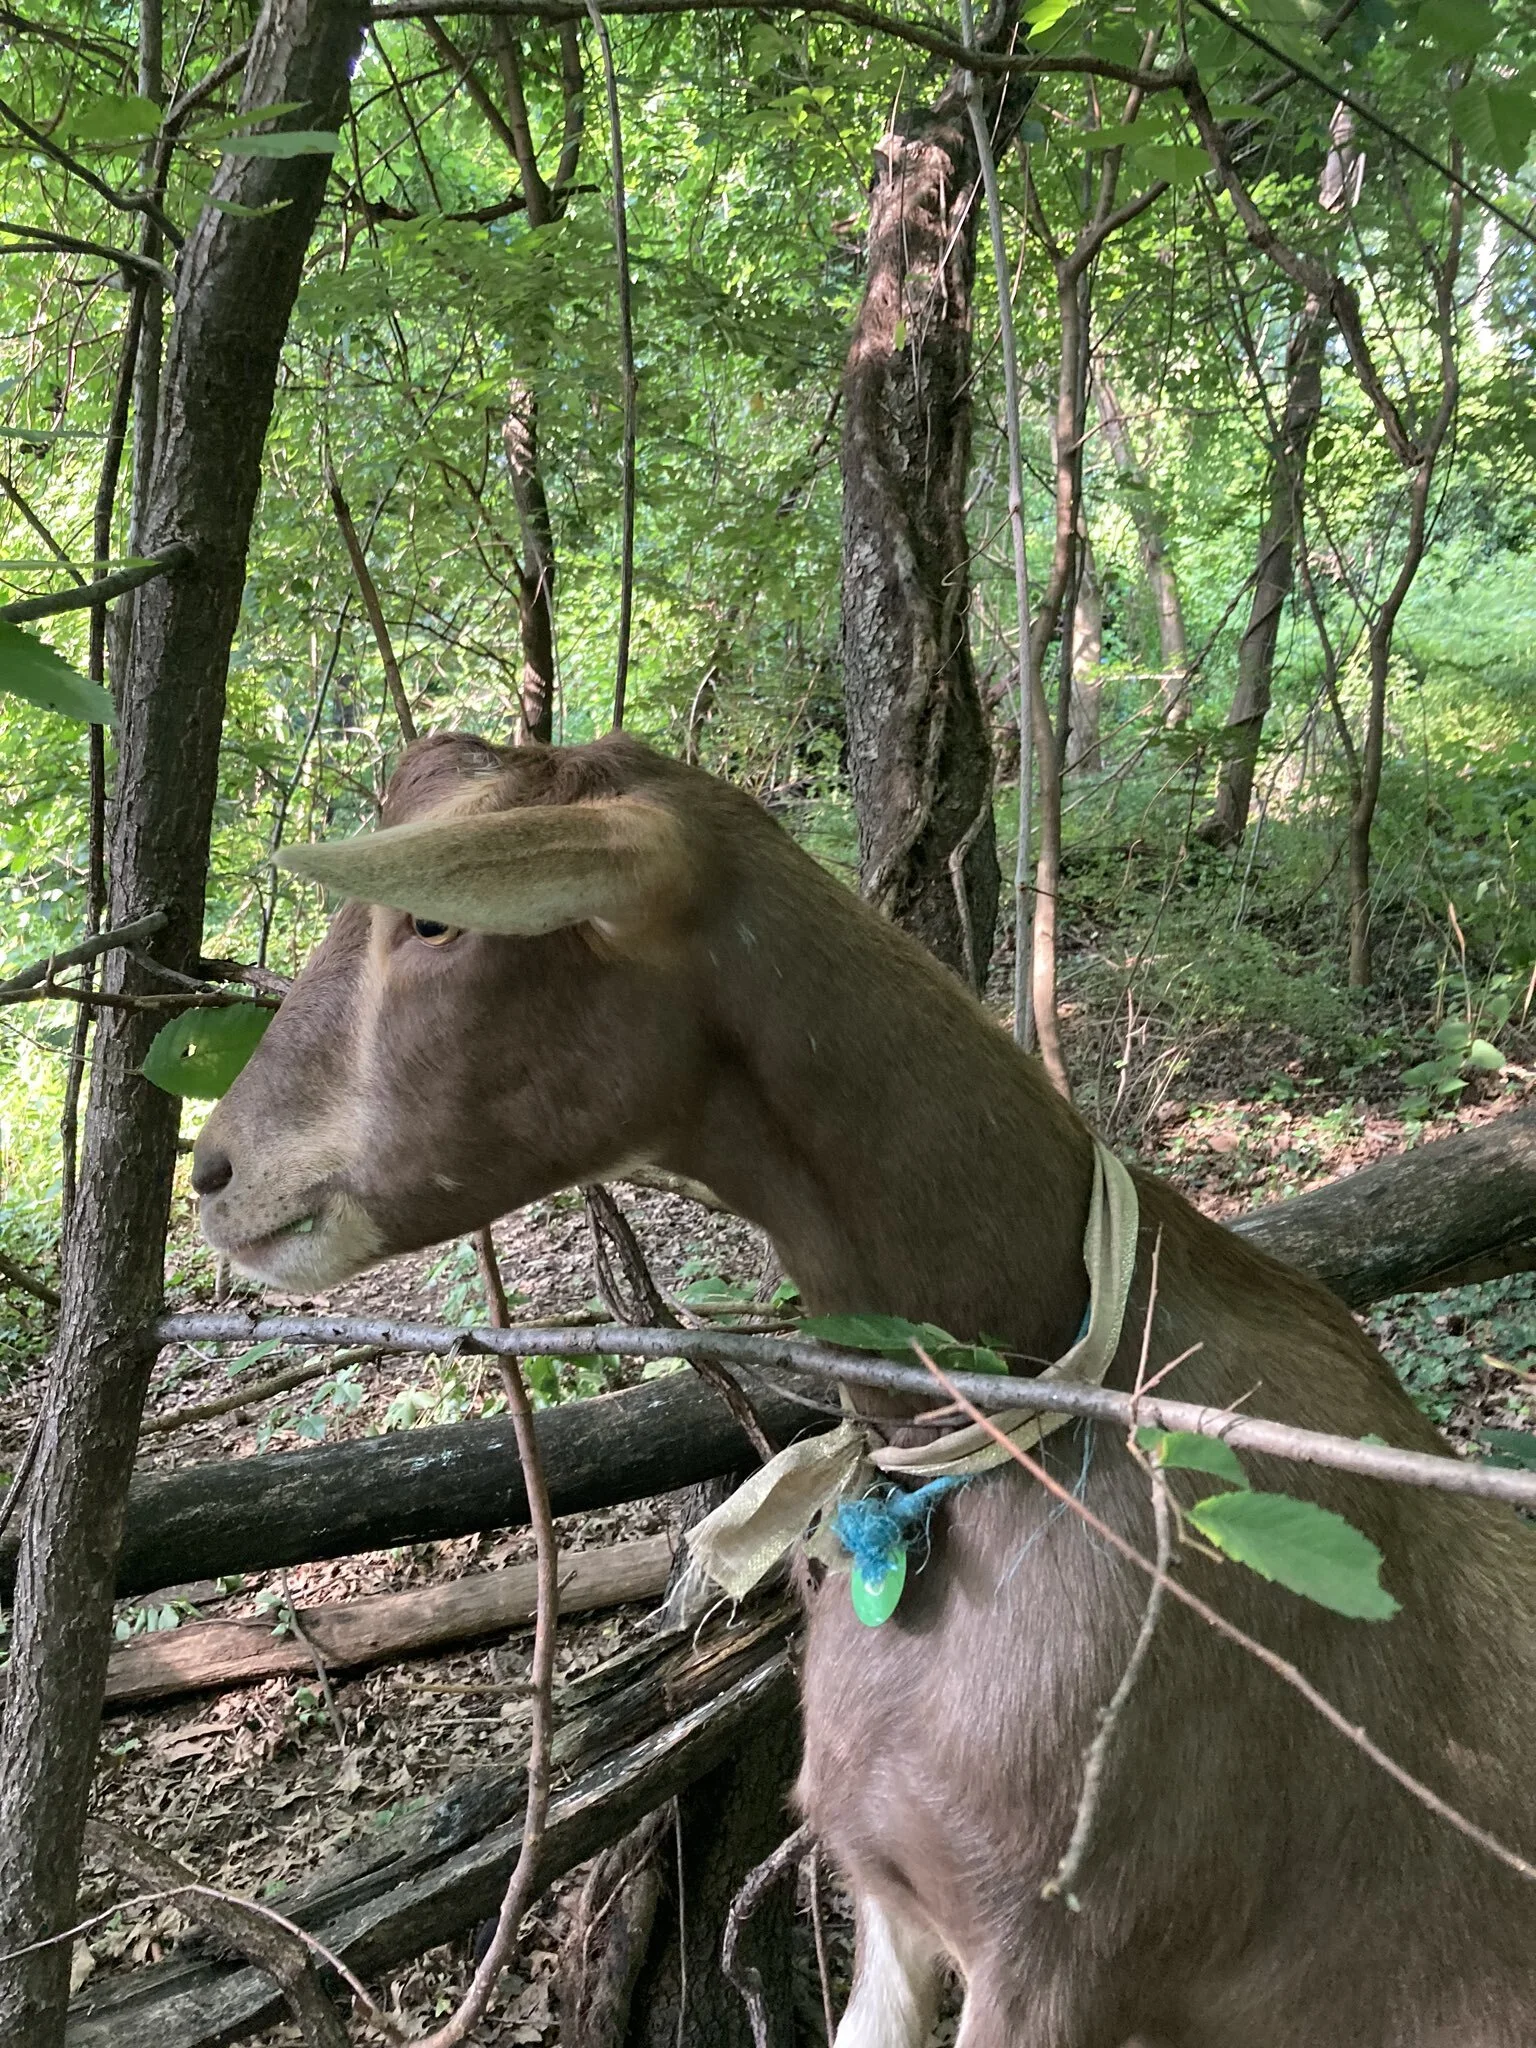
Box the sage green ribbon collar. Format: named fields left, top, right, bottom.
left=688, top=1138, right=1140, bottom=1601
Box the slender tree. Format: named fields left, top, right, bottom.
left=0, top=8, right=366, bottom=2038
left=1196, top=289, right=1329, bottom=851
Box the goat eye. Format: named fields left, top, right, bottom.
left=410, top=917, right=460, bottom=946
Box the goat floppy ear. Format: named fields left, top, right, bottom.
left=276, top=799, right=690, bottom=936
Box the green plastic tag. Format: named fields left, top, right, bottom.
left=850, top=1547, right=907, bottom=1626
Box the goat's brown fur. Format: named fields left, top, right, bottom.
left=198, top=732, right=1536, bottom=2046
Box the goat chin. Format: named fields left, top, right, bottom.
left=214, top=1191, right=384, bottom=1293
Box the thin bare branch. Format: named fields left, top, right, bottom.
left=0, top=1255, right=58, bottom=1311
left=0, top=544, right=193, bottom=625
left=82, top=1819, right=351, bottom=2048
left=326, top=464, right=418, bottom=744
left=410, top=1229, right=560, bottom=2046
left=371, top=0, right=1194, bottom=96
left=0, top=93, right=183, bottom=247
left=722, top=1824, right=813, bottom=2047
left=0, top=219, right=176, bottom=288
left=0, top=913, right=167, bottom=999
left=152, top=1310, right=1536, bottom=1516
left=1186, top=0, right=1536, bottom=248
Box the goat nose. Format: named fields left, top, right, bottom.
left=192, top=1147, right=233, bottom=1197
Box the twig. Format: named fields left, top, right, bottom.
left=0, top=911, right=167, bottom=1000
left=1041, top=1467, right=1172, bottom=1905
left=584, top=1183, right=776, bottom=1459
left=0, top=543, right=193, bottom=623
left=0, top=1879, right=399, bottom=2037
left=0, top=1251, right=58, bottom=1310
left=0, top=219, right=176, bottom=288
left=586, top=0, right=636, bottom=729
left=281, top=1570, right=347, bottom=1750
left=371, top=0, right=1194, bottom=96
left=409, top=1228, right=560, bottom=2047
left=1040, top=1233, right=1170, bottom=1904
left=151, top=1311, right=1536, bottom=1516
left=721, top=1822, right=813, bottom=2048
left=807, top=1843, right=837, bottom=2047
left=0, top=1418, right=42, bottom=1540
left=0, top=980, right=277, bottom=1013
left=195, top=955, right=294, bottom=997
left=912, top=1347, right=1536, bottom=1889
left=80, top=1820, right=351, bottom=2048
left=0, top=93, right=183, bottom=246
left=326, top=464, right=418, bottom=745
left=139, top=1345, right=381, bottom=1434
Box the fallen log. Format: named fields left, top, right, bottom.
left=0, top=1374, right=811, bottom=1604
left=69, top=1620, right=797, bottom=2048
left=102, top=1535, right=673, bottom=1708
left=1229, top=1105, right=1536, bottom=1306
left=7, top=1108, right=1532, bottom=1606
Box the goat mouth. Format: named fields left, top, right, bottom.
left=207, top=1193, right=385, bottom=1290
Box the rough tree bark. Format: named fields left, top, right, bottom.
left=0, top=7, right=366, bottom=2041
left=839, top=3, right=1027, bottom=989
left=1091, top=358, right=1188, bottom=722
left=1066, top=530, right=1104, bottom=774
left=1197, top=290, right=1328, bottom=851
left=492, top=19, right=584, bottom=745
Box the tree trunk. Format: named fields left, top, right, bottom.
left=1197, top=291, right=1328, bottom=850
left=491, top=20, right=584, bottom=747
left=620, top=1712, right=800, bottom=2048
left=839, top=7, right=1024, bottom=990
left=0, top=7, right=365, bottom=2040
left=502, top=378, right=559, bottom=744
left=1091, top=359, right=1188, bottom=721
left=1067, top=532, right=1104, bottom=774
left=1025, top=252, right=1091, bottom=1098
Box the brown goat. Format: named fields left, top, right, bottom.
left=196, top=732, right=1536, bottom=2047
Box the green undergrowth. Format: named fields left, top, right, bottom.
left=1369, top=1272, right=1536, bottom=1439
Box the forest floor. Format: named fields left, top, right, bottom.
left=2, top=998, right=1534, bottom=2046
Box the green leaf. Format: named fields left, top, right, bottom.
left=63, top=94, right=162, bottom=144
left=223, top=1338, right=281, bottom=1377
left=1433, top=1016, right=1471, bottom=1049
left=181, top=102, right=308, bottom=145
left=1418, top=0, right=1499, bottom=57
left=0, top=622, right=115, bottom=724
left=1133, top=1426, right=1250, bottom=1489
left=1024, top=0, right=1075, bottom=35
left=800, top=1313, right=1007, bottom=1376
left=1130, top=143, right=1209, bottom=185
left=1187, top=1490, right=1398, bottom=1620
left=1451, top=82, right=1536, bottom=175
left=1477, top=1429, right=1536, bottom=1471
left=1465, top=1038, right=1505, bottom=1071
left=217, top=129, right=340, bottom=158
left=141, top=1003, right=274, bottom=1099
left=1400, top=1058, right=1450, bottom=1086
left=801, top=1312, right=952, bottom=1354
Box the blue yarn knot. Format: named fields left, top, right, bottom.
left=830, top=1475, right=968, bottom=1582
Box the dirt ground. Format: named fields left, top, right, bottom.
left=2, top=1024, right=1532, bottom=2045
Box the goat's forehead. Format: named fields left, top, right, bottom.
left=381, top=732, right=509, bottom=824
